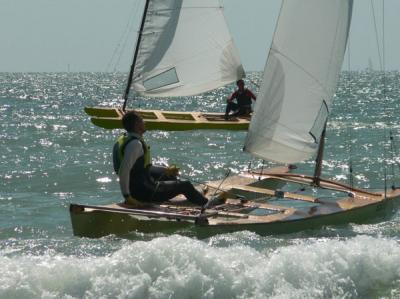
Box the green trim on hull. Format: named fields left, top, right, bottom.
left=90, top=116, right=249, bottom=131
left=84, top=106, right=120, bottom=117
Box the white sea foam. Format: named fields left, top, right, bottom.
left=0, top=234, right=399, bottom=298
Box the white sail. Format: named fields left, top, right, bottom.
left=244, top=0, right=353, bottom=164
left=131, top=0, right=245, bottom=97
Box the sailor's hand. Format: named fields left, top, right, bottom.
left=165, top=165, right=180, bottom=177
left=124, top=196, right=145, bottom=208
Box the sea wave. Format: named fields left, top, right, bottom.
left=0, top=234, right=399, bottom=298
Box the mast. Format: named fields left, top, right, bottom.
left=313, top=123, right=327, bottom=186
left=122, top=0, right=151, bottom=111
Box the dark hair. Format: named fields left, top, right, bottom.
left=122, top=110, right=142, bottom=133
left=236, top=79, right=244, bottom=86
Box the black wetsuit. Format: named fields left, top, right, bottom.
left=120, top=135, right=207, bottom=206
left=132, top=165, right=207, bottom=205
left=225, top=88, right=256, bottom=117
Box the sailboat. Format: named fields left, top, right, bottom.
left=86, top=0, right=251, bottom=131
left=70, top=0, right=400, bottom=238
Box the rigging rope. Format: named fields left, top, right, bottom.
left=105, top=0, right=140, bottom=72
left=381, top=0, right=397, bottom=187
left=389, top=131, right=397, bottom=189
left=371, top=0, right=397, bottom=188
left=370, top=0, right=383, bottom=70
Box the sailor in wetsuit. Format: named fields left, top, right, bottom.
left=225, top=79, right=256, bottom=119
left=117, top=110, right=208, bottom=207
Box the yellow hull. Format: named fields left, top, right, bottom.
left=84, top=106, right=250, bottom=131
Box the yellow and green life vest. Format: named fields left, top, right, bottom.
left=112, top=134, right=151, bottom=174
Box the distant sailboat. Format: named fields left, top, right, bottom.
left=86, top=0, right=251, bottom=131
left=70, top=0, right=400, bottom=238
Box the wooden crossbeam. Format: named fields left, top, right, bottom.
left=228, top=185, right=319, bottom=203
left=225, top=198, right=288, bottom=212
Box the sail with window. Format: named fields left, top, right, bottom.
left=129, top=0, right=245, bottom=97
left=85, top=0, right=250, bottom=131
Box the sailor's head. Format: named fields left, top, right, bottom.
left=122, top=110, right=145, bottom=135
left=236, top=79, right=245, bottom=90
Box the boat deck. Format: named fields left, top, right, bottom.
left=85, top=106, right=250, bottom=131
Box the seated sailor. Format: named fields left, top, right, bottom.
left=114, top=110, right=208, bottom=207
left=225, top=79, right=257, bottom=119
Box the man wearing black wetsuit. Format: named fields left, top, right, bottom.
left=118, top=110, right=208, bottom=207
left=225, top=79, right=256, bottom=119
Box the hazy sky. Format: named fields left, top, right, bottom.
left=1, top=0, right=399, bottom=72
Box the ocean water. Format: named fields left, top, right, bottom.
left=1, top=72, right=400, bottom=298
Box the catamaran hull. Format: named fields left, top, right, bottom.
left=85, top=107, right=250, bottom=131
left=195, top=197, right=400, bottom=238
left=70, top=168, right=400, bottom=238
left=69, top=195, right=400, bottom=239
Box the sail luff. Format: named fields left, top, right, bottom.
left=245, top=0, right=353, bottom=164
left=122, top=0, right=151, bottom=110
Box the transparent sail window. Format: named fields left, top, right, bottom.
left=143, top=68, right=179, bottom=91
left=309, top=100, right=328, bottom=143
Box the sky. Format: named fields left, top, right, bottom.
left=1, top=0, right=399, bottom=72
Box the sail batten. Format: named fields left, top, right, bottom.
left=245, top=0, right=353, bottom=164
left=130, top=0, right=244, bottom=97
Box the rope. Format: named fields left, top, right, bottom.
left=212, top=169, right=231, bottom=197
left=382, top=0, right=386, bottom=76
left=349, top=160, right=354, bottom=188
left=384, top=168, right=387, bottom=199
left=389, top=131, right=397, bottom=189
left=105, top=0, right=140, bottom=72
left=380, top=1, right=396, bottom=185
left=179, top=170, right=247, bottom=201
left=383, top=131, right=390, bottom=192
left=370, top=0, right=383, bottom=70
left=371, top=0, right=396, bottom=187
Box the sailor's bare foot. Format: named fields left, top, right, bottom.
left=202, top=185, right=209, bottom=195
left=124, top=196, right=147, bottom=208
left=203, top=191, right=228, bottom=209
left=213, top=191, right=228, bottom=200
